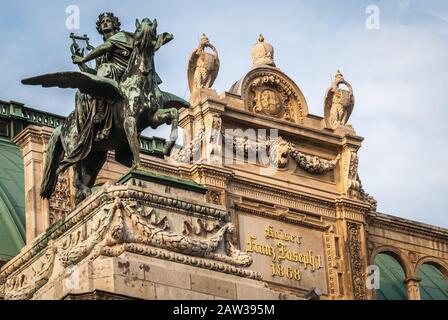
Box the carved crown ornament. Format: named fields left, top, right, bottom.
left=251, top=34, right=275, bottom=67
left=228, top=35, right=308, bottom=125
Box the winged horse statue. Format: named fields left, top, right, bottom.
left=22, top=18, right=190, bottom=203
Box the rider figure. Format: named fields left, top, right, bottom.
left=70, top=12, right=133, bottom=152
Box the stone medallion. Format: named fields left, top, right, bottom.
left=240, top=67, right=308, bottom=124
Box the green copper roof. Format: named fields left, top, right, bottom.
left=375, top=253, right=408, bottom=300
left=0, top=138, right=25, bottom=261
left=418, top=264, right=448, bottom=300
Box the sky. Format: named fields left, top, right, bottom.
left=0, top=0, right=447, bottom=227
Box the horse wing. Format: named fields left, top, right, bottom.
left=161, top=91, right=190, bottom=110
left=22, top=72, right=122, bottom=102
left=207, top=53, right=220, bottom=88
left=323, top=87, right=335, bottom=129
left=187, top=49, right=199, bottom=93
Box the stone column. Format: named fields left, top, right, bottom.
left=13, top=125, right=53, bottom=244
left=335, top=198, right=371, bottom=300
left=405, top=277, right=421, bottom=300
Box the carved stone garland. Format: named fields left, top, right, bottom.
left=176, top=125, right=338, bottom=175
left=228, top=134, right=339, bottom=174
left=57, top=197, right=253, bottom=269
left=173, top=123, right=205, bottom=163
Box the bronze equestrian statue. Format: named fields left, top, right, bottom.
left=22, top=15, right=189, bottom=203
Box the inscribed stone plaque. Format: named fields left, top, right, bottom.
left=239, top=214, right=328, bottom=293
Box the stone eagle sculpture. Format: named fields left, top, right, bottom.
left=187, top=33, right=220, bottom=94
left=324, top=71, right=355, bottom=129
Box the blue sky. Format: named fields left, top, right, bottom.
left=0, top=0, right=447, bottom=227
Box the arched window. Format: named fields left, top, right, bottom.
left=374, top=252, right=408, bottom=300
left=418, top=263, right=448, bottom=300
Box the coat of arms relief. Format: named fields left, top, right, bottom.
left=245, top=72, right=305, bottom=124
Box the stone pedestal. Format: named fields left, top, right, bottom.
left=35, top=252, right=297, bottom=300
left=0, top=169, right=302, bottom=300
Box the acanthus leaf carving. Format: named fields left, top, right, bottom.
left=4, top=244, right=57, bottom=300
left=342, top=149, right=377, bottom=210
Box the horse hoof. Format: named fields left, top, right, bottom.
left=163, top=141, right=175, bottom=156
left=132, top=161, right=142, bottom=170
left=75, top=191, right=86, bottom=204
left=75, top=188, right=93, bottom=204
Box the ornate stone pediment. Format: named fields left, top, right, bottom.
left=234, top=67, right=309, bottom=124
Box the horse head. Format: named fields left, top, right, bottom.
left=134, top=18, right=157, bottom=52
left=128, top=18, right=158, bottom=77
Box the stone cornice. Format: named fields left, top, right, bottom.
left=228, top=177, right=337, bottom=218
left=197, top=94, right=227, bottom=109
left=190, top=163, right=235, bottom=182
left=235, top=203, right=330, bottom=231
left=222, top=105, right=364, bottom=147
left=367, top=212, right=448, bottom=242
left=0, top=184, right=229, bottom=279
left=101, top=244, right=261, bottom=280
left=335, top=197, right=372, bottom=223
left=12, top=125, right=52, bottom=147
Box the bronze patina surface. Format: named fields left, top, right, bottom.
left=22, top=14, right=189, bottom=203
